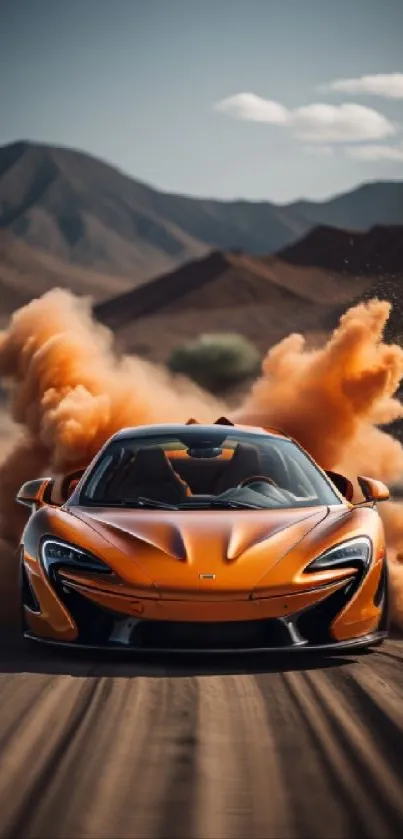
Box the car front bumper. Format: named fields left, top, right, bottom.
left=22, top=555, right=388, bottom=653
left=23, top=628, right=387, bottom=654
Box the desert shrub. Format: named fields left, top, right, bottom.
left=167, top=333, right=261, bottom=393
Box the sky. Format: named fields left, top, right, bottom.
left=1, top=0, right=403, bottom=203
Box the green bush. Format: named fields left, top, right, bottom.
left=168, top=333, right=261, bottom=393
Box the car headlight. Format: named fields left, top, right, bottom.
left=41, top=539, right=111, bottom=576
left=306, top=537, right=372, bottom=572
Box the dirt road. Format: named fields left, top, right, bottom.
left=0, top=634, right=402, bottom=839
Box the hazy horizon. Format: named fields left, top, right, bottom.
left=2, top=135, right=403, bottom=207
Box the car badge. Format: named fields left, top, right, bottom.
left=199, top=573, right=216, bottom=580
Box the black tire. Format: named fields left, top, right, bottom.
left=348, top=560, right=389, bottom=654
left=19, top=553, right=41, bottom=639
left=377, top=558, right=390, bottom=634
left=357, top=558, right=390, bottom=643
left=18, top=553, right=28, bottom=637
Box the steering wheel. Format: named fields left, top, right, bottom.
left=238, top=475, right=277, bottom=489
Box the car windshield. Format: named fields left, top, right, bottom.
left=77, top=428, right=341, bottom=510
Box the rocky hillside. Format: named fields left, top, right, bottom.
left=1, top=140, right=402, bottom=284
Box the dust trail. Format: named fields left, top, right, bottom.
left=236, top=298, right=403, bottom=628
left=1, top=291, right=403, bottom=628
left=236, top=300, right=403, bottom=481
left=0, top=289, right=223, bottom=617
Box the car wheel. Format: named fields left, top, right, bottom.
left=359, top=558, right=390, bottom=644
left=19, top=554, right=28, bottom=636
left=377, top=559, right=390, bottom=634
left=350, top=560, right=389, bottom=654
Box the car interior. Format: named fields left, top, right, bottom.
left=85, top=438, right=321, bottom=506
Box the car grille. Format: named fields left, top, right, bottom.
left=130, top=617, right=291, bottom=650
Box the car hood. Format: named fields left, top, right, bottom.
left=69, top=505, right=341, bottom=598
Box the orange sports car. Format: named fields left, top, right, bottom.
left=17, top=418, right=390, bottom=653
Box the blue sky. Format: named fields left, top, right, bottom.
left=1, top=0, right=402, bottom=202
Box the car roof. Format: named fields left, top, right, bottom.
left=110, top=421, right=291, bottom=443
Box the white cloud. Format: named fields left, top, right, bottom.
left=320, top=73, right=403, bottom=99
left=214, top=93, right=396, bottom=143
left=214, top=93, right=288, bottom=124
left=346, top=143, right=403, bottom=162
left=292, top=103, right=394, bottom=142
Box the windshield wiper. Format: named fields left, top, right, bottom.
left=84, top=497, right=179, bottom=510
left=84, top=497, right=260, bottom=511
left=121, top=497, right=179, bottom=510
left=208, top=498, right=262, bottom=510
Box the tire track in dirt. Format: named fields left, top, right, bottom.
left=0, top=638, right=402, bottom=839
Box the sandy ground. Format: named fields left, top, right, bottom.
left=0, top=633, right=402, bottom=839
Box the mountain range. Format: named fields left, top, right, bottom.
left=1, top=140, right=403, bottom=289
left=1, top=138, right=403, bottom=364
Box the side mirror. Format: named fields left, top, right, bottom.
left=16, top=478, right=53, bottom=509
left=358, top=476, right=390, bottom=503
left=326, top=470, right=354, bottom=502
left=16, top=468, right=85, bottom=510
